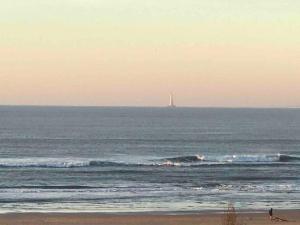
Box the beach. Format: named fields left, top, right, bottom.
left=0, top=211, right=299, bottom=225
left=2, top=0, right=300, bottom=222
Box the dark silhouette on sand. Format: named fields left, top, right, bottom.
left=269, top=208, right=289, bottom=222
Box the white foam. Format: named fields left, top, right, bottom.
left=0, top=158, right=91, bottom=168
left=216, top=154, right=280, bottom=163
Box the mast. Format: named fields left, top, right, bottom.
left=168, top=93, right=176, bottom=107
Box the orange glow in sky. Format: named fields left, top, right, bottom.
left=1, top=0, right=299, bottom=107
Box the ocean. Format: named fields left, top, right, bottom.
left=0, top=106, right=299, bottom=213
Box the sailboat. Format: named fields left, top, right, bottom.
left=168, top=93, right=176, bottom=108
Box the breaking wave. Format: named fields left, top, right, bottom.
left=0, top=154, right=299, bottom=168
left=0, top=158, right=134, bottom=168
left=163, top=154, right=300, bottom=164
left=165, top=155, right=205, bottom=163
left=278, top=154, right=300, bottom=162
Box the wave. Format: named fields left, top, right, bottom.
left=278, top=154, right=300, bottom=162
left=161, top=153, right=300, bottom=166
left=0, top=185, right=101, bottom=189
left=0, top=154, right=299, bottom=168
left=0, top=158, right=91, bottom=168
left=165, top=155, right=205, bottom=163
left=164, top=153, right=299, bottom=163
left=0, top=158, right=135, bottom=168
left=221, top=154, right=300, bottom=163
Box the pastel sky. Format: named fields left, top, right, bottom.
left=0, top=0, right=299, bottom=107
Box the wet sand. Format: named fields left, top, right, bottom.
left=0, top=210, right=299, bottom=225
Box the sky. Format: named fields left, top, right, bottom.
left=0, top=0, right=299, bottom=107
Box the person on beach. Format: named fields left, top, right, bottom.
left=269, top=208, right=273, bottom=220
left=269, top=208, right=289, bottom=222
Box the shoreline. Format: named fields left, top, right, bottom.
left=0, top=210, right=299, bottom=225
left=1, top=209, right=299, bottom=216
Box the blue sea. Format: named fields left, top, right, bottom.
left=0, top=106, right=299, bottom=213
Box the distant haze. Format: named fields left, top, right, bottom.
left=1, top=0, right=299, bottom=107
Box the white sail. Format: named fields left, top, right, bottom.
left=168, top=93, right=176, bottom=107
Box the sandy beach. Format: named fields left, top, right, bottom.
left=0, top=210, right=299, bottom=225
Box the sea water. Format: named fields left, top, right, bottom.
left=0, top=106, right=299, bottom=213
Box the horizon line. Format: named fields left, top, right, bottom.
left=0, top=104, right=299, bottom=109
